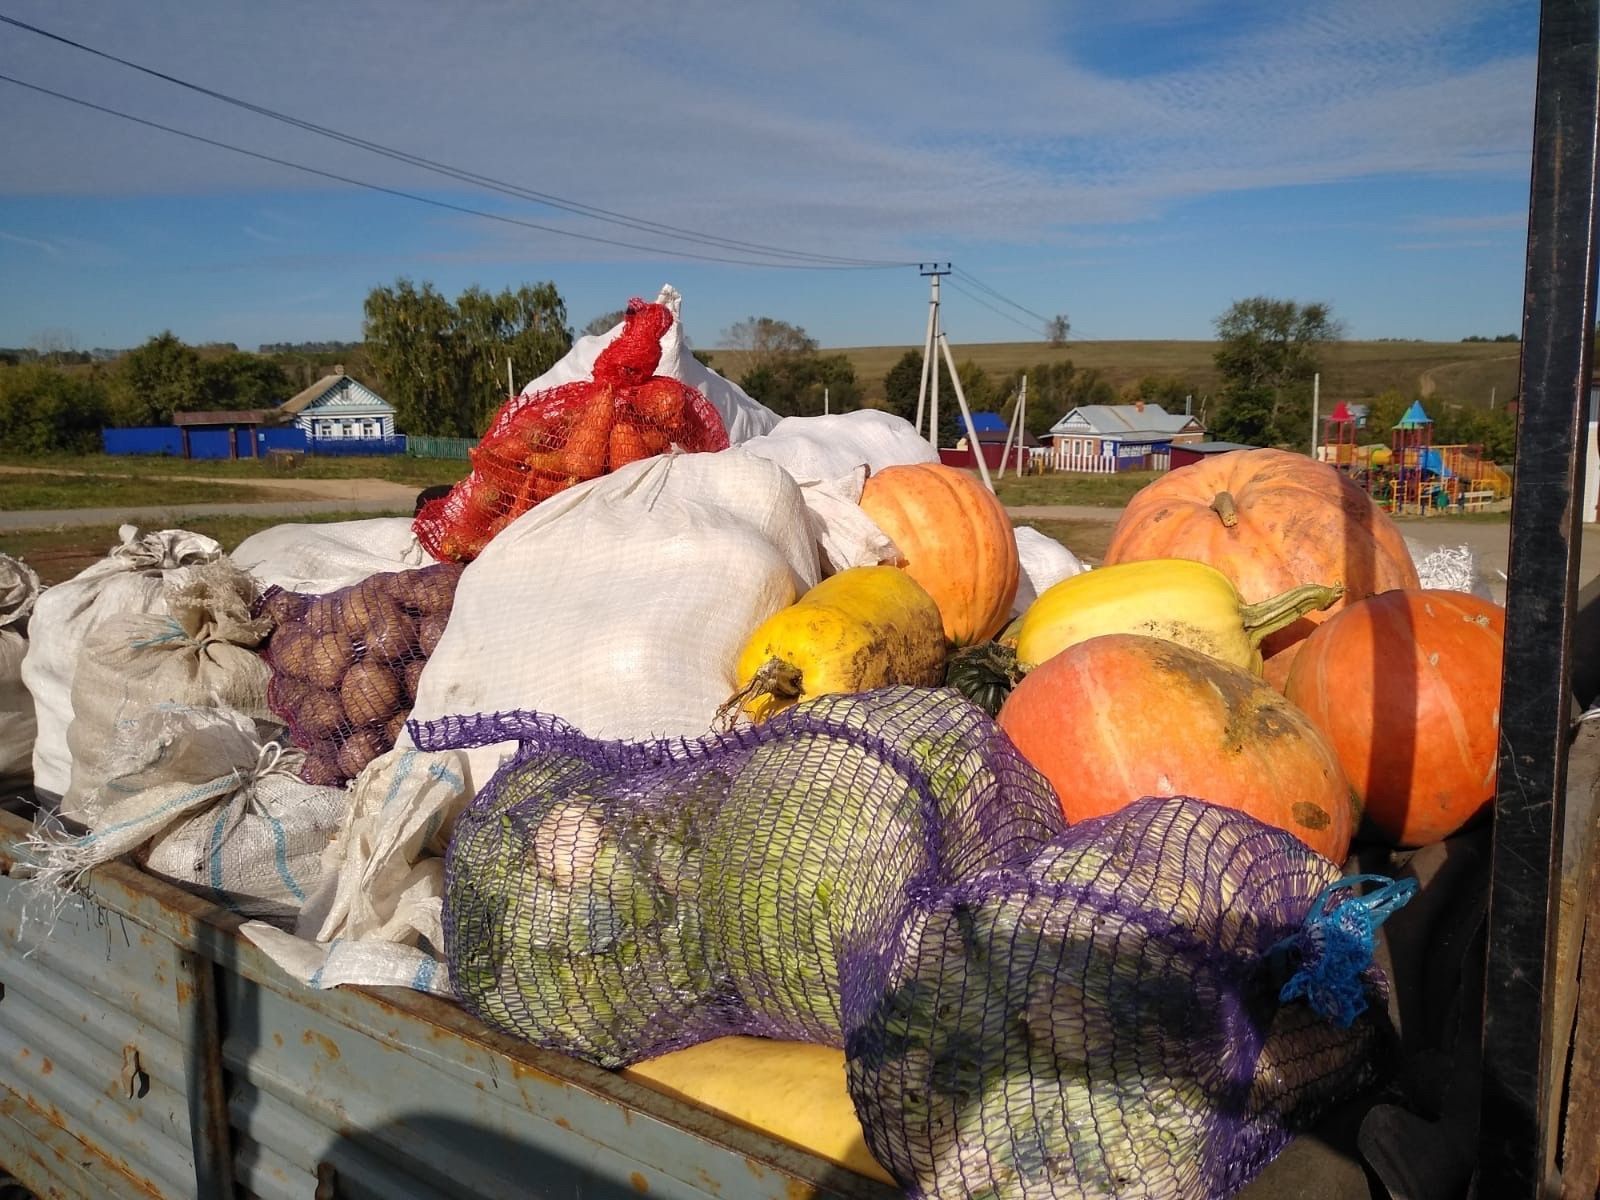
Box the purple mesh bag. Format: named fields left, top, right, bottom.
left=840, top=797, right=1413, bottom=1200
left=415, top=686, right=1064, bottom=1067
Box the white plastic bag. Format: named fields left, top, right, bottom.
left=239, top=746, right=471, bottom=996
left=1404, top=539, right=1498, bottom=600
left=522, top=284, right=780, bottom=445
left=1011, top=527, right=1091, bottom=617
left=64, top=560, right=274, bottom=822
left=406, top=448, right=819, bottom=791
left=21, top=526, right=223, bottom=799
left=27, top=706, right=347, bottom=922
left=794, top=467, right=902, bottom=574
left=232, top=517, right=426, bottom=595
left=0, top=555, right=41, bottom=785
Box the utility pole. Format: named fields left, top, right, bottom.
left=915, top=263, right=951, bottom=446
left=1000, top=376, right=1028, bottom=478
left=507, top=357, right=515, bottom=400
left=824, top=387, right=830, bottom=416
left=939, top=331, right=993, bottom=491
left=1310, top=373, right=1320, bottom=461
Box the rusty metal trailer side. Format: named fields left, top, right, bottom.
left=0, top=808, right=898, bottom=1200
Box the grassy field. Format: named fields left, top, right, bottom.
left=711, top=338, right=1523, bottom=411
left=0, top=472, right=288, bottom=511
left=1012, top=517, right=1117, bottom=564
left=993, top=470, right=1161, bottom=508
left=2, top=510, right=411, bottom=586
left=0, top=453, right=470, bottom=488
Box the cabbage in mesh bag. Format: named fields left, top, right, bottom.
left=417, top=687, right=1063, bottom=1067
left=841, top=797, right=1412, bottom=1200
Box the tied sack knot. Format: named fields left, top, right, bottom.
left=1271, top=872, right=1417, bottom=1027
left=592, top=298, right=673, bottom=386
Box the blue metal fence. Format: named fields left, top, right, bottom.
left=102, top=427, right=408, bottom=459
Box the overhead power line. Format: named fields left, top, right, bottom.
left=0, top=72, right=903, bottom=271
left=945, top=278, right=1046, bottom=337
left=0, top=12, right=913, bottom=270
left=953, top=266, right=1055, bottom=326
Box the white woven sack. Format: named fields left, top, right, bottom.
left=28, top=706, right=347, bottom=922
left=64, top=560, right=274, bottom=823
left=240, top=746, right=471, bottom=997
left=406, top=448, right=819, bottom=792
left=232, top=517, right=426, bottom=595
left=0, top=555, right=41, bottom=785
left=521, top=284, right=780, bottom=445
left=21, top=526, right=223, bottom=799
left=1011, top=526, right=1091, bottom=617
left=739, top=409, right=938, bottom=482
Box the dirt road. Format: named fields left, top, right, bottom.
left=0, top=464, right=418, bottom=506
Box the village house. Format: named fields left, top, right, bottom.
left=280, top=368, right=399, bottom=442
left=1045, top=401, right=1205, bottom=473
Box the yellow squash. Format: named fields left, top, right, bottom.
left=1015, top=558, right=1342, bottom=674
left=623, top=1037, right=895, bottom=1185
left=723, top=565, right=946, bottom=722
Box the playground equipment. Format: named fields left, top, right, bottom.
left=1357, top=400, right=1512, bottom=515
left=1320, top=400, right=1359, bottom=467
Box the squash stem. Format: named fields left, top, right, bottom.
left=716, top=657, right=805, bottom=728
left=1239, top=583, right=1345, bottom=645
left=1210, top=490, right=1240, bottom=528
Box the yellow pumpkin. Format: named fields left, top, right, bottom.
left=858, top=463, right=1020, bottom=645
left=722, top=565, right=947, bottom=722
left=1015, top=558, right=1343, bottom=674
left=624, top=1037, right=895, bottom=1185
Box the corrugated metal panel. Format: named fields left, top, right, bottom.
left=0, top=812, right=898, bottom=1200
left=0, top=873, right=231, bottom=1200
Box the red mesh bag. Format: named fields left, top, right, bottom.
left=415, top=298, right=729, bottom=563
left=256, top=562, right=465, bottom=785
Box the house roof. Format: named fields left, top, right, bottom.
left=280, top=374, right=394, bottom=417
left=172, top=408, right=283, bottom=427
left=969, top=411, right=1008, bottom=434
left=1047, top=403, right=1203, bottom=441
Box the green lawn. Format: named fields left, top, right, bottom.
left=992, top=470, right=1162, bottom=508
left=0, top=472, right=287, bottom=511
left=0, top=453, right=470, bottom=488
left=2, top=510, right=412, bottom=586
left=1012, top=517, right=1117, bottom=564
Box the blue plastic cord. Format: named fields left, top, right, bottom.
left=1273, top=873, right=1419, bottom=1027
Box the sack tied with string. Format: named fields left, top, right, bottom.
left=416, top=298, right=730, bottom=563
left=841, top=796, right=1413, bottom=1200
left=416, top=686, right=1064, bottom=1068
left=0, top=554, right=42, bottom=786
left=65, top=559, right=276, bottom=823
left=28, top=705, right=348, bottom=923
left=259, top=561, right=465, bottom=786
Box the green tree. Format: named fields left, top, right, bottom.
left=582, top=309, right=628, bottom=338
left=109, top=332, right=204, bottom=425
left=741, top=353, right=861, bottom=418
left=199, top=353, right=291, bottom=410
left=363, top=279, right=571, bottom=437
left=1212, top=297, right=1341, bottom=447
left=994, top=360, right=1116, bottom=441
left=882, top=350, right=925, bottom=426
left=0, top=364, right=110, bottom=453
left=1046, top=314, right=1070, bottom=346
left=721, top=317, right=818, bottom=369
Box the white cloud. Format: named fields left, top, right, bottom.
left=0, top=229, right=59, bottom=255
left=0, top=0, right=1536, bottom=259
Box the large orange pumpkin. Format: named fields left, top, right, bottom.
left=1105, top=449, right=1418, bottom=681
left=997, top=633, right=1357, bottom=861
left=858, top=463, right=1019, bottom=646
left=1285, top=589, right=1504, bottom=847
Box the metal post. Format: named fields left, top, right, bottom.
left=1311, top=373, right=1320, bottom=461
left=915, top=264, right=948, bottom=440
left=998, top=380, right=1023, bottom=478
left=1479, top=0, right=1600, bottom=1194
left=940, top=332, right=993, bottom=491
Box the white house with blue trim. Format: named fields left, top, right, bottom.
left=279, top=370, right=398, bottom=441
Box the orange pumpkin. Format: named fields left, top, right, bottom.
left=1285, top=589, right=1504, bottom=847
left=997, top=633, right=1357, bottom=862
left=1105, top=448, right=1418, bottom=682
left=858, top=463, right=1019, bottom=646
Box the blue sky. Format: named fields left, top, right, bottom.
left=0, top=0, right=1538, bottom=355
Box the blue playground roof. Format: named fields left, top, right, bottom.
left=1395, top=400, right=1432, bottom=428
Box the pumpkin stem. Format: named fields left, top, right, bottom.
left=1239, top=583, right=1346, bottom=646
left=716, top=657, right=805, bottom=729
left=1211, top=491, right=1240, bottom=528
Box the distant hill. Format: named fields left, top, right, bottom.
left=707, top=339, right=1522, bottom=412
